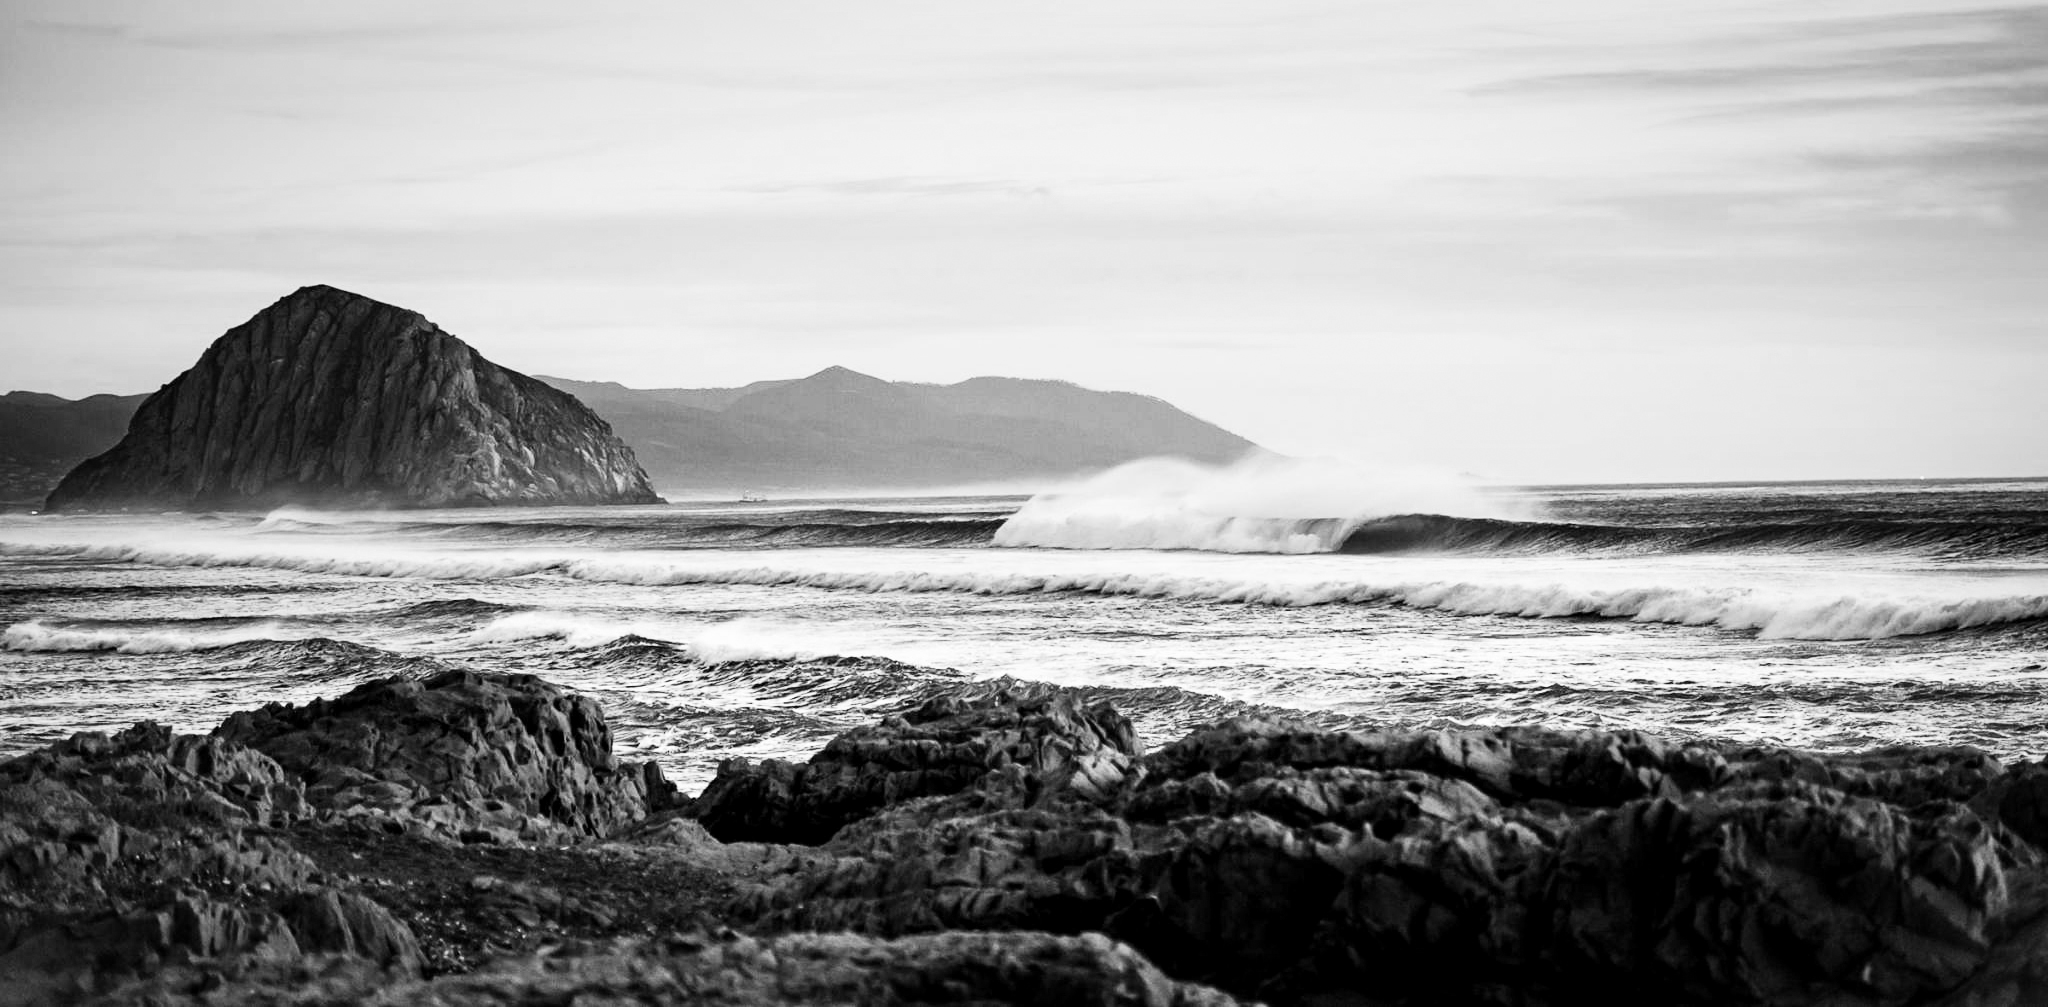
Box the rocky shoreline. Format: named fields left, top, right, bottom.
left=5, top=667, right=2047, bottom=1005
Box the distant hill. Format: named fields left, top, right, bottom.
left=43, top=285, right=659, bottom=512
left=0, top=391, right=149, bottom=506
left=4, top=361, right=1256, bottom=506
left=538, top=366, right=1258, bottom=494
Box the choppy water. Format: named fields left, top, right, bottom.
left=3, top=476, right=2045, bottom=790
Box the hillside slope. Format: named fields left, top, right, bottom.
left=541, top=367, right=1257, bottom=494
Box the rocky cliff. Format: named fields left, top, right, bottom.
left=43, top=285, right=661, bottom=511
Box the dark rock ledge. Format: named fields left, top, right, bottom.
left=6, top=671, right=2048, bottom=1005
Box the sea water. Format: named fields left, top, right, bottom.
left=3, top=475, right=2044, bottom=790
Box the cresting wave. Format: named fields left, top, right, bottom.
left=542, top=567, right=2048, bottom=641
left=2, top=619, right=306, bottom=654
left=466, top=612, right=895, bottom=663
left=994, top=511, right=2048, bottom=559
left=1336, top=514, right=2048, bottom=560
left=5, top=539, right=2045, bottom=641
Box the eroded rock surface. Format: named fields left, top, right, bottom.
left=692, top=677, right=1140, bottom=845
left=14, top=667, right=2048, bottom=1006
left=43, top=284, right=661, bottom=512
left=0, top=723, right=419, bottom=1004
left=216, top=668, right=677, bottom=843
left=111, top=929, right=1246, bottom=1006
left=713, top=707, right=2048, bottom=1007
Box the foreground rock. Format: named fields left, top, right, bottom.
left=114, top=930, right=1243, bottom=1006
left=692, top=677, right=1140, bottom=845
left=0, top=723, right=419, bottom=1004
left=43, top=284, right=661, bottom=512
left=0, top=670, right=691, bottom=1002
left=217, top=668, right=678, bottom=844
left=714, top=702, right=2048, bottom=1006
left=12, top=666, right=2048, bottom=1006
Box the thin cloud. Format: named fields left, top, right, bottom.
left=1473, top=7, right=2046, bottom=98
left=736, top=177, right=1055, bottom=200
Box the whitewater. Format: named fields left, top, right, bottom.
left=3, top=469, right=2045, bottom=789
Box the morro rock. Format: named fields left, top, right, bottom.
left=44, top=285, right=661, bottom=511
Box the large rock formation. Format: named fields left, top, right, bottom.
left=216, top=668, right=678, bottom=844
left=43, top=285, right=661, bottom=511
left=703, top=696, right=2048, bottom=1007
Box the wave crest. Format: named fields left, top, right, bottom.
left=995, top=455, right=1512, bottom=553
left=2, top=619, right=304, bottom=654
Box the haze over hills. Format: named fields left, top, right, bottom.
left=0, top=391, right=149, bottom=506
left=537, top=367, right=1258, bottom=495
left=2, top=344, right=1257, bottom=506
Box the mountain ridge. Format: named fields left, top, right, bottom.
left=536, top=366, right=1257, bottom=494
left=1, top=339, right=1258, bottom=505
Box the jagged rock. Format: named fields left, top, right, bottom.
left=277, top=889, right=423, bottom=971
left=0, top=724, right=421, bottom=1004
left=215, top=669, right=674, bottom=840
left=741, top=803, right=1142, bottom=936
left=1731, top=744, right=2006, bottom=809
left=108, top=929, right=1248, bottom=1006
left=13, top=660, right=2048, bottom=1007
left=693, top=677, right=1141, bottom=845
left=0, top=722, right=317, bottom=907
left=1144, top=718, right=1732, bottom=809
left=726, top=699, right=2045, bottom=1006
left=1969, top=759, right=2048, bottom=852
left=43, top=284, right=661, bottom=512
left=619, top=813, right=831, bottom=879
left=1528, top=783, right=2012, bottom=1005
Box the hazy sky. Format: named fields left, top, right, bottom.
left=2, top=1, right=2042, bottom=482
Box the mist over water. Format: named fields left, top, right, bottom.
left=3, top=473, right=2045, bottom=789
left=993, top=455, right=1522, bottom=552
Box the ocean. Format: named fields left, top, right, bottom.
left=3, top=474, right=2045, bottom=792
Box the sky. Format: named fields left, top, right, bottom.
left=1, top=0, right=2043, bottom=483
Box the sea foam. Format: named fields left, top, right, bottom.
left=993, top=455, right=1517, bottom=553
left=2, top=619, right=304, bottom=654
left=467, top=611, right=894, bottom=663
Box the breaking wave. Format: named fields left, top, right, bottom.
left=993, top=510, right=2048, bottom=559
left=548, top=567, right=2046, bottom=640
left=467, top=612, right=904, bottom=663
left=2, top=619, right=306, bottom=654
left=6, top=538, right=2044, bottom=640
left=1338, top=514, right=2048, bottom=559
left=994, top=455, right=1514, bottom=554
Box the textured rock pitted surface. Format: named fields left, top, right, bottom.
left=216, top=668, right=677, bottom=841
left=44, top=284, right=660, bottom=511
left=692, top=677, right=1141, bottom=845
left=116, top=930, right=1246, bottom=1006
left=714, top=708, right=2048, bottom=1006
left=14, top=670, right=2048, bottom=1005
left=0, top=722, right=420, bottom=1004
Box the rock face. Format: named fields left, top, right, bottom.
left=117, top=930, right=1246, bottom=1006
left=43, top=284, right=661, bottom=512
left=16, top=668, right=2048, bottom=1006
left=692, top=677, right=1141, bottom=845
left=0, top=722, right=421, bottom=1004
left=216, top=668, right=678, bottom=844
left=709, top=700, right=2048, bottom=1007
